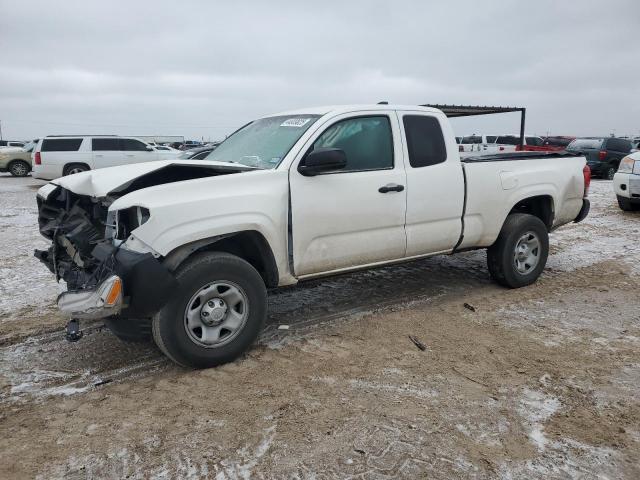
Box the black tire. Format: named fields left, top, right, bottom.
left=8, top=160, right=30, bottom=177
left=487, top=213, right=549, bottom=288
left=104, top=316, right=152, bottom=343
left=152, top=252, right=267, bottom=368
left=617, top=195, right=639, bottom=212
left=605, top=166, right=616, bottom=180
left=63, top=163, right=89, bottom=176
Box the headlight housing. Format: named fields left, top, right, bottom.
left=114, top=206, right=150, bottom=240
left=618, top=156, right=635, bottom=173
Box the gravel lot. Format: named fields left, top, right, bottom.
left=0, top=174, right=638, bottom=479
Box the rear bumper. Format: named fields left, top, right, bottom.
left=573, top=199, right=590, bottom=223
left=32, top=164, right=62, bottom=180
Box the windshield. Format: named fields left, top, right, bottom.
left=567, top=138, right=603, bottom=150
left=205, top=115, right=321, bottom=169
left=21, top=141, right=36, bottom=152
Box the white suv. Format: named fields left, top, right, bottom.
left=32, top=136, right=178, bottom=180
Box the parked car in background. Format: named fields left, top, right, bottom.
left=459, top=134, right=546, bottom=156
left=177, top=146, right=216, bottom=160
left=32, top=135, right=179, bottom=180
left=0, top=140, right=26, bottom=149
left=179, top=141, right=204, bottom=150
left=34, top=103, right=590, bottom=368
left=493, top=135, right=545, bottom=152
left=541, top=136, right=576, bottom=151
left=566, top=137, right=632, bottom=179
left=613, top=152, right=640, bottom=211
left=0, top=144, right=33, bottom=176
left=153, top=145, right=179, bottom=152
left=458, top=134, right=499, bottom=155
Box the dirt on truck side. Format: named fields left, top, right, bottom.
left=0, top=176, right=639, bottom=479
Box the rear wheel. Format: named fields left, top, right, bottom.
left=152, top=252, right=267, bottom=368
left=605, top=166, right=616, bottom=180
left=487, top=213, right=549, bottom=288
left=8, top=160, right=30, bottom=177
left=63, top=163, right=89, bottom=176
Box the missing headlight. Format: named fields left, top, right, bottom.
left=115, top=206, right=150, bottom=240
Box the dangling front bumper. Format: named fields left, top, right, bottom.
left=57, top=275, right=124, bottom=320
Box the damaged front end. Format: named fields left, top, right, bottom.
left=35, top=185, right=177, bottom=321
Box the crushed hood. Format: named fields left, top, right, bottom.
left=46, top=159, right=255, bottom=198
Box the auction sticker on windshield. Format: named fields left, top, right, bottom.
left=281, top=118, right=312, bottom=127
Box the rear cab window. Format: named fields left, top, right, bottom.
left=41, top=138, right=83, bottom=152
left=402, top=115, right=447, bottom=168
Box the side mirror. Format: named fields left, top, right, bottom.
left=298, top=148, right=347, bottom=176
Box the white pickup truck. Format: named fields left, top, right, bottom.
left=35, top=104, right=591, bottom=368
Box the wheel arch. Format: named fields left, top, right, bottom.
left=162, top=230, right=279, bottom=288
left=506, top=194, right=555, bottom=231
left=63, top=162, right=91, bottom=175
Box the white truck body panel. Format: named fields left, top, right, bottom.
left=37, top=104, right=587, bottom=289
left=460, top=156, right=586, bottom=249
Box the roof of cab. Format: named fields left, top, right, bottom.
left=266, top=104, right=444, bottom=118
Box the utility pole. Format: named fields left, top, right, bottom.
left=0, top=120, right=3, bottom=140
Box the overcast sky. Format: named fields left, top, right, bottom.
left=1, top=0, right=638, bottom=141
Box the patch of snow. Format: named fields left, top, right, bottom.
left=517, top=388, right=561, bottom=451
left=216, top=425, right=277, bottom=480
left=347, top=379, right=438, bottom=399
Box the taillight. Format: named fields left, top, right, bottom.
left=515, top=144, right=523, bottom=151
left=500, top=146, right=505, bottom=151
left=598, top=150, right=606, bottom=161
left=583, top=165, right=591, bottom=197
left=35, top=152, right=41, bottom=165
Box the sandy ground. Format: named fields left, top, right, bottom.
left=0, top=173, right=638, bottom=479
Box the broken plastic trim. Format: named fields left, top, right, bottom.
left=58, top=275, right=123, bottom=320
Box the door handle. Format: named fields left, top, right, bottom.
left=126, top=154, right=135, bottom=157
left=378, top=183, right=405, bottom=193
left=95, top=154, right=103, bottom=157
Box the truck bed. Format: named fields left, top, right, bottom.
left=459, top=153, right=587, bottom=250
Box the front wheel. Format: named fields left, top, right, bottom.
left=487, top=213, right=549, bottom=288
left=152, top=252, right=267, bottom=368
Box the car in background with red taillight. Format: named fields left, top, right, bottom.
left=566, top=137, right=632, bottom=180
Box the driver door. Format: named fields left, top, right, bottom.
left=289, top=112, right=407, bottom=277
